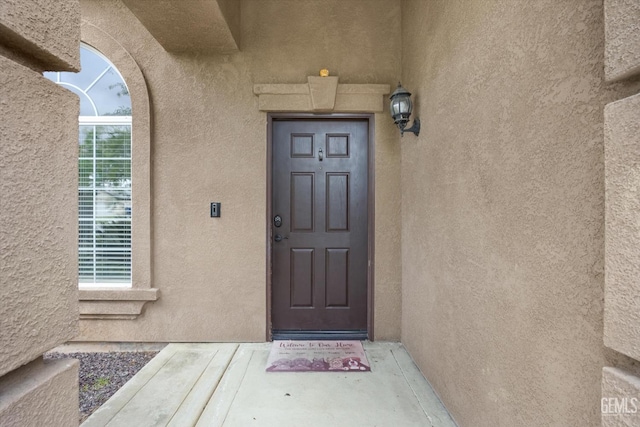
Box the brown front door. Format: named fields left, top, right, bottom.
left=271, top=119, right=369, bottom=337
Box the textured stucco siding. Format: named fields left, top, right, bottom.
left=0, top=0, right=80, bottom=70
left=602, top=0, right=640, bottom=418
left=0, top=358, right=79, bottom=427
left=0, top=56, right=79, bottom=378
left=120, top=0, right=239, bottom=53
left=604, top=0, right=640, bottom=82
left=602, top=367, right=640, bottom=426
left=400, top=1, right=640, bottom=426
left=0, top=1, right=80, bottom=424
left=604, top=93, right=640, bottom=362
left=77, top=0, right=402, bottom=342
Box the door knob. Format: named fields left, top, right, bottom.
left=274, top=234, right=288, bottom=242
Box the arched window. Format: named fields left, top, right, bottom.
left=45, top=43, right=132, bottom=287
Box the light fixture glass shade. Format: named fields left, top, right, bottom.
left=390, top=83, right=413, bottom=126
left=389, top=83, right=420, bottom=136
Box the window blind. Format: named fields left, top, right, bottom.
left=78, top=124, right=132, bottom=285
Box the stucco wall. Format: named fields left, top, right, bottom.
left=0, top=56, right=79, bottom=377
left=0, top=0, right=79, bottom=71
left=604, top=0, right=640, bottom=82
left=77, top=0, right=402, bottom=342
left=0, top=0, right=80, bottom=424
left=604, top=93, right=640, bottom=362
left=0, top=358, right=79, bottom=427
left=400, top=1, right=640, bottom=426
left=602, top=0, right=640, bottom=423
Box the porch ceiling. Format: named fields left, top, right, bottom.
left=120, top=0, right=240, bottom=53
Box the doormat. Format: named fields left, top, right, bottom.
left=266, top=341, right=371, bottom=372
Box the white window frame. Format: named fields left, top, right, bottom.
left=78, top=118, right=132, bottom=289
left=68, top=26, right=157, bottom=319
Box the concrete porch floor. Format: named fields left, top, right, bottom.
left=82, top=342, right=457, bottom=427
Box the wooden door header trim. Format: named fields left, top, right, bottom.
left=269, top=112, right=374, bottom=120
left=254, top=76, right=390, bottom=113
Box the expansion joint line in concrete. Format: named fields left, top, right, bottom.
left=391, top=348, right=437, bottom=427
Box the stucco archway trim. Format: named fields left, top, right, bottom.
left=253, top=77, right=390, bottom=112
left=78, top=21, right=158, bottom=320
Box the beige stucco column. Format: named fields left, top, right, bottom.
left=603, top=1, right=640, bottom=424
left=0, top=0, right=81, bottom=425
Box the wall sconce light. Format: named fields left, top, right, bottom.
left=390, top=83, right=420, bottom=137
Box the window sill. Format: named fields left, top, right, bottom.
left=78, top=288, right=159, bottom=320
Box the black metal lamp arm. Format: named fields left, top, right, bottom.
left=400, top=118, right=420, bottom=137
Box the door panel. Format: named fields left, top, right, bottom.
left=325, top=248, right=349, bottom=307
left=290, top=248, right=314, bottom=307
left=291, top=173, right=315, bottom=231
left=326, top=173, right=349, bottom=231
left=272, top=119, right=368, bottom=332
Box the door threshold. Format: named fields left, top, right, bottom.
left=272, top=330, right=368, bottom=341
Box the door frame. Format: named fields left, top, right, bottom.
left=266, top=113, right=376, bottom=341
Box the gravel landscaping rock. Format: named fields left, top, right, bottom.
left=45, top=351, right=158, bottom=423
